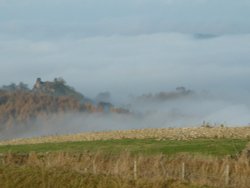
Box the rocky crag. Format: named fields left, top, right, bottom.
left=0, top=78, right=128, bottom=132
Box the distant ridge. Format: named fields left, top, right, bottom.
left=0, top=78, right=129, bottom=133
left=193, top=33, right=218, bottom=40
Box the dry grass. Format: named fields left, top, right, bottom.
left=1, top=127, right=250, bottom=187
left=0, top=166, right=203, bottom=188
left=0, top=152, right=250, bottom=188
left=1, top=127, right=250, bottom=146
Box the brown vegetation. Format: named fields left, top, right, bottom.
left=0, top=90, right=128, bottom=133
left=0, top=91, right=82, bottom=130
left=0, top=152, right=249, bottom=188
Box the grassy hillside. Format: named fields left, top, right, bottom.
left=0, top=128, right=249, bottom=188
left=0, top=138, right=248, bottom=157
left=1, top=127, right=250, bottom=146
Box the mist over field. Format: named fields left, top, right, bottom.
left=1, top=87, right=250, bottom=140
left=0, top=0, right=250, bottom=139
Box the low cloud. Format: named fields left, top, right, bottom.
left=0, top=0, right=250, bottom=140
left=0, top=33, right=250, bottom=99
left=1, top=85, right=250, bottom=141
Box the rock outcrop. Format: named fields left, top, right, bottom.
left=33, top=78, right=84, bottom=101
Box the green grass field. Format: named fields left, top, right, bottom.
left=0, top=138, right=248, bottom=156
left=0, top=138, right=249, bottom=188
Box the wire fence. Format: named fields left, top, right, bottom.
left=0, top=153, right=250, bottom=188
left=128, top=160, right=250, bottom=188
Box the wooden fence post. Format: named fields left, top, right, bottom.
left=225, top=164, right=230, bottom=186
left=134, top=160, right=137, bottom=180
left=181, top=162, right=185, bottom=181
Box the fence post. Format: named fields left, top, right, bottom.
left=181, top=162, right=185, bottom=181
left=134, top=160, right=137, bottom=180
left=225, top=164, right=230, bottom=186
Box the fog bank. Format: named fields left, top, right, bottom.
left=1, top=87, right=250, bottom=140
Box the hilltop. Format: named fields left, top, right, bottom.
left=1, top=77, right=84, bottom=101
left=0, top=78, right=128, bottom=133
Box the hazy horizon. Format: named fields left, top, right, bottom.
left=1, top=0, right=250, bottom=134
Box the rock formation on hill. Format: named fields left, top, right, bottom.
left=0, top=78, right=129, bottom=132
left=33, top=78, right=84, bottom=101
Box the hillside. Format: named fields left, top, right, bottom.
left=0, top=78, right=128, bottom=133
left=1, top=126, right=250, bottom=145
left=0, top=127, right=249, bottom=188
left=0, top=91, right=82, bottom=130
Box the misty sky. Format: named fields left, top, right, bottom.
left=0, top=0, right=250, bottom=99
left=0, top=0, right=250, bottom=132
